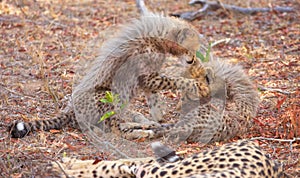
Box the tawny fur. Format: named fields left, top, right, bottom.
left=52, top=140, right=289, bottom=178
left=154, top=59, right=260, bottom=143
left=9, top=13, right=209, bottom=139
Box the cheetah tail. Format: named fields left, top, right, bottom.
left=151, top=142, right=182, bottom=164
left=136, top=0, right=149, bottom=15
left=8, top=111, right=75, bottom=138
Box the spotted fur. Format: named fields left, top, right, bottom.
left=145, top=58, right=260, bottom=144
left=52, top=140, right=290, bottom=178
left=8, top=13, right=210, bottom=139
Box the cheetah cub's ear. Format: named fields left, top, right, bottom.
left=176, top=28, right=201, bottom=52
left=151, top=142, right=182, bottom=164
left=165, top=27, right=200, bottom=52
left=205, top=67, right=215, bottom=85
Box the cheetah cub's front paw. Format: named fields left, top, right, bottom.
left=190, top=67, right=215, bottom=98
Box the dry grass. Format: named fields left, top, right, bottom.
left=0, top=0, right=299, bottom=177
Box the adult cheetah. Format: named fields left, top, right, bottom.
left=52, top=140, right=290, bottom=178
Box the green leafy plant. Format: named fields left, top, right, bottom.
left=99, top=91, right=124, bottom=122
left=196, top=43, right=212, bottom=62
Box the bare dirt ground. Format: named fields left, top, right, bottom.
left=0, top=0, right=299, bottom=177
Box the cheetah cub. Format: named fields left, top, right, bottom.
left=147, top=58, right=260, bottom=144
left=9, top=12, right=212, bottom=140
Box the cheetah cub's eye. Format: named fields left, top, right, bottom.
left=205, top=67, right=215, bottom=84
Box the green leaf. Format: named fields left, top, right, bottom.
left=99, top=111, right=115, bottom=122
left=197, top=43, right=212, bottom=63
left=204, top=43, right=211, bottom=62
left=100, top=98, right=109, bottom=103
left=105, top=91, right=114, bottom=103
left=196, top=51, right=205, bottom=62
left=99, top=91, right=125, bottom=123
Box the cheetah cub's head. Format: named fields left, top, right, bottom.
left=166, top=27, right=200, bottom=53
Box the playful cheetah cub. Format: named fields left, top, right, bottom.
left=150, top=58, right=260, bottom=144
left=9, top=12, right=212, bottom=140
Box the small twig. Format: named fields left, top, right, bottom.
left=258, top=85, right=291, bottom=95
left=174, top=0, right=294, bottom=21
left=210, top=38, right=231, bottom=47
left=50, top=159, right=70, bottom=178
left=250, top=137, right=300, bottom=142
left=250, top=137, right=300, bottom=151
left=190, top=0, right=294, bottom=14
left=171, top=3, right=210, bottom=21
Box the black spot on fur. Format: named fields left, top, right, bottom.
left=140, top=170, right=146, bottom=177
left=171, top=170, right=178, bottom=175
left=160, top=171, right=167, bottom=176
left=151, top=167, right=159, bottom=174
left=185, top=169, right=193, bottom=174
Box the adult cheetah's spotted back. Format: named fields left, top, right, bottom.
left=136, top=141, right=288, bottom=178
left=52, top=140, right=290, bottom=178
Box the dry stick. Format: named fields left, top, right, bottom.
left=174, top=3, right=210, bottom=21
left=50, top=159, right=71, bottom=178
left=210, top=38, right=231, bottom=47
left=250, top=137, right=300, bottom=151
left=174, top=0, right=294, bottom=21
left=42, top=143, right=72, bottom=177
left=250, top=137, right=300, bottom=142
left=258, top=85, right=291, bottom=95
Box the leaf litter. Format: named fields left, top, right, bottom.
left=0, top=0, right=299, bottom=177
